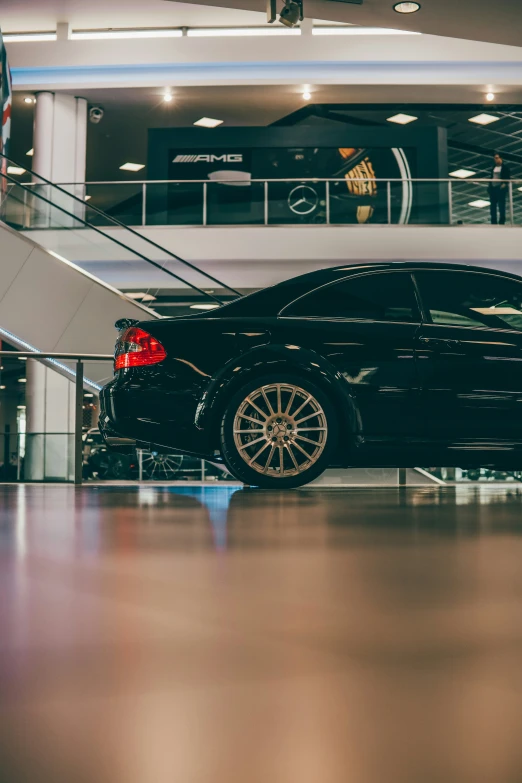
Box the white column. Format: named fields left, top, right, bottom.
left=25, top=360, right=76, bottom=481
left=33, top=92, right=87, bottom=184
left=74, top=97, right=87, bottom=184
left=32, top=92, right=88, bottom=227
left=32, top=91, right=54, bottom=181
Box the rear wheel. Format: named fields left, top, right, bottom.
left=220, top=376, right=337, bottom=489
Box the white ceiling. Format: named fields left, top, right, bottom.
left=0, top=0, right=264, bottom=32
left=3, top=0, right=522, bottom=48
left=172, top=0, right=522, bottom=47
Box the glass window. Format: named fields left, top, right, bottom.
left=415, top=271, right=522, bottom=332
left=283, top=272, right=419, bottom=322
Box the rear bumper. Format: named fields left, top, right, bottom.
left=99, top=376, right=216, bottom=459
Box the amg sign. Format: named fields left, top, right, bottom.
left=173, top=154, right=244, bottom=163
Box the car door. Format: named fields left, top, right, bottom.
left=279, top=270, right=422, bottom=441
left=414, top=269, right=522, bottom=444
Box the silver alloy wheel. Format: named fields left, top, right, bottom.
left=232, top=383, right=328, bottom=477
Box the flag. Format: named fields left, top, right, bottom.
left=0, top=29, right=12, bottom=186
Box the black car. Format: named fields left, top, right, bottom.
left=100, top=261, right=522, bottom=488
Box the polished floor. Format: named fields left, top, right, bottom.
left=2, top=483, right=522, bottom=783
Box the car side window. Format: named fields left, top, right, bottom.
left=415, top=271, right=522, bottom=332
left=282, top=272, right=419, bottom=322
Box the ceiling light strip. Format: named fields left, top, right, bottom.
left=187, top=27, right=300, bottom=37
left=6, top=24, right=421, bottom=42
left=312, top=26, right=420, bottom=35
left=3, top=32, right=57, bottom=42
left=70, top=28, right=183, bottom=40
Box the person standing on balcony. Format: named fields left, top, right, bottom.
left=488, top=152, right=511, bottom=225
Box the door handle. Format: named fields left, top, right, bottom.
left=418, top=337, right=461, bottom=349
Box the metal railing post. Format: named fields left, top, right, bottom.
left=23, top=187, right=28, bottom=229
left=142, top=183, right=147, bottom=227
left=398, top=468, right=407, bottom=486
left=74, top=359, right=84, bottom=485
left=138, top=448, right=143, bottom=481
left=325, top=181, right=330, bottom=225
left=387, top=181, right=391, bottom=225
left=264, top=181, right=269, bottom=226
left=17, top=432, right=21, bottom=482
left=203, top=182, right=207, bottom=226
left=509, top=180, right=514, bottom=225
left=448, top=180, right=453, bottom=225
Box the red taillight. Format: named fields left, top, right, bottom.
left=114, top=327, right=167, bottom=370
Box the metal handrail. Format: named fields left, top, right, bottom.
left=0, top=351, right=113, bottom=359
left=0, top=152, right=240, bottom=299
left=42, top=177, right=522, bottom=185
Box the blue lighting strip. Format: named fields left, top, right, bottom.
left=11, top=61, right=520, bottom=88
left=0, top=326, right=103, bottom=391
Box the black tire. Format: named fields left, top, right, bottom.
left=220, top=374, right=338, bottom=489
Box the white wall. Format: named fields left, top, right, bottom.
left=24, top=225, right=522, bottom=290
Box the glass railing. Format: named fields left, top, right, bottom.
left=0, top=154, right=240, bottom=306
left=20, top=177, right=522, bottom=228
left=0, top=429, right=235, bottom=483
left=422, top=467, right=522, bottom=483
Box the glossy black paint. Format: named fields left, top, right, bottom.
left=100, top=262, right=522, bottom=468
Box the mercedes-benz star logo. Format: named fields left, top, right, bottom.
left=287, top=185, right=319, bottom=215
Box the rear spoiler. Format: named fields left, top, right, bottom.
left=115, top=318, right=139, bottom=331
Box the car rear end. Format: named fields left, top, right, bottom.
left=99, top=318, right=215, bottom=458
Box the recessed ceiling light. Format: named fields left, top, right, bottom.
left=386, top=113, right=418, bottom=124
left=518, top=186, right=522, bottom=192
left=187, top=27, right=300, bottom=37
left=18, top=357, right=27, bottom=361
left=126, top=292, right=157, bottom=302
left=190, top=303, right=220, bottom=310
left=18, top=378, right=27, bottom=383
left=163, top=93, right=173, bottom=103
left=313, top=25, right=420, bottom=35
left=469, top=199, right=490, bottom=208
left=449, top=169, right=476, bottom=179
left=194, top=117, right=223, bottom=128
left=468, top=113, right=500, bottom=125
left=26, top=148, right=34, bottom=156
left=119, top=162, right=145, bottom=172
left=24, top=97, right=34, bottom=104
left=393, top=2, right=421, bottom=12
left=7, top=166, right=26, bottom=175
left=4, top=32, right=57, bottom=42
left=486, top=92, right=495, bottom=102
left=84, top=195, right=92, bottom=201
left=70, top=28, right=183, bottom=40
left=0, top=386, right=5, bottom=390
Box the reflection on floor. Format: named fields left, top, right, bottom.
left=2, top=484, right=522, bottom=782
